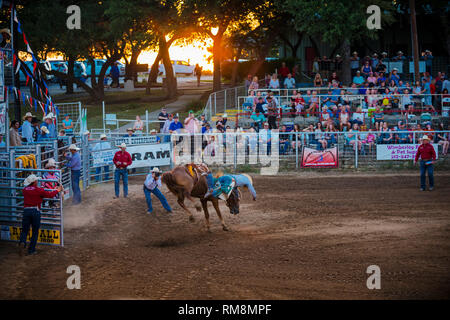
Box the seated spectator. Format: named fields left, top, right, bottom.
left=316, top=122, right=328, bottom=150
left=287, top=99, right=297, bottom=118
left=284, top=73, right=296, bottom=89
left=436, top=122, right=449, bottom=155
left=389, top=68, right=400, bottom=86
left=388, top=79, right=398, bottom=93
left=314, top=73, right=323, bottom=87
left=401, top=89, right=413, bottom=115
left=215, top=114, right=227, bottom=133
left=423, top=122, right=435, bottom=141
left=396, top=121, right=410, bottom=144
left=303, top=124, right=316, bottom=146
left=306, top=91, right=319, bottom=117
left=347, top=123, right=362, bottom=152
left=291, top=124, right=302, bottom=150
left=279, top=125, right=290, bottom=155
left=248, top=76, right=259, bottom=90
left=361, top=60, right=372, bottom=78
left=250, top=110, right=266, bottom=131
left=372, top=106, right=384, bottom=130
left=255, top=97, right=266, bottom=115
left=353, top=71, right=365, bottom=86
left=351, top=107, right=364, bottom=126
left=339, top=106, right=351, bottom=131
left=321, top=106, right=332, bottom=126
left=303, top=90, right=312, bottom=106
left=269, top=73, right=280, bottom=89
left=133, top=115, right=144, bottom=135
left=378, top=122, right=393, bottom=144
left=9, top=120, right=22, bottom=146
left=324, top=123, right=337, bottom=147
left=361, top=128, right=376, bottom=153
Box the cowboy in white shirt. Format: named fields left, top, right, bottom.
left=143, top=168, right=172, bottom=215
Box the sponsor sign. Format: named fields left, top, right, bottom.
left=301, top=146, right=338, bottom=168
left=376, top=144, right=438, bottom=160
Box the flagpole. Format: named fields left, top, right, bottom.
left=11, top=0, right=21, bottom=122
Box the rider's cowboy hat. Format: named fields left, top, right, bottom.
left=68, top=144, right=80, bottom=151
left=23, top=112, right=33, bottom=120
left=24, top=174, right=40, bottom=187
left=151, top=167, right=161, bottom=173
left=45, top=158, right=57, bottom=169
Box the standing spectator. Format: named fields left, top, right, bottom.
left=31, top=118, right=40, bottom=142
left=371, top=53, right=380, bottom=69
left=19, top=174, right=62, bottom=255
left=244, top=74, right=252, bottom=93
left=279, top=62, right=290, bottom=86
left=9, top=120, right=22, bottom=146
left=57, top=63, right=68, bottom=89
left=161, top=113, right=174, bottom=134
left=312, top=57, right=320, bottom=75
left=41, top=113, right=57, bottom=139
left=414, top=135, right=436, bottom=191
left=350, top=51, right=360, bottom=77
left=284, top=73, right=296, bottom=89
left=158, top=107, right=169, bottom=131
left=143, top=167, right=172, bottom=215
left=423, top=50, right=433, bottom=74
left=393, top=51, right=406, bottom=61
left=422, top=78, right=435, bottom=112
left=194, top=64, right=202, bottom=87
left=133, top=115, right=144, bottom=135
left=168, top=115, right=183, bottom=133
left=65, top=144, right=82, bottom=205
left=110, top=61, right=120, bottom=88
left=184, top=110, right=200, bottom=134
left=62, top=114, right=74, bottom=135
left=92, top=134, right=111, bottom=182
left=266, top=96, right=278, bottom=130
left=113, top=143, right=132, bottom=198
left=21, top=112, right=34, bottom=143
left=279, top=125, right=290, bottom=154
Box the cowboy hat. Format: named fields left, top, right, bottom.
left=41, top=126, right=50, bottom=134
left=100, top=134, right=107, bottom=139
left=397, top=50, right=403, bottom=54
left=23, top=112, right=33, bottom=120
left=150, top=129, right=157, bottom=133
left=45, top=158, right=57, bottom=169
left=24, top=174, right=40, bottom=187
left=126, top=128, right=135, bottom=132
left=46, top=112, right=55, bottom=118
left=68, top=144, right=80, bottom=151
left=119, top=143, right=126, bottom=148
left=84, top=130, right=90, bottom=135
left=151, top=167, right=161, bottom=173
left=421, top=135, right=430, bottom=141
left=352, top=51, right=358, bottom=55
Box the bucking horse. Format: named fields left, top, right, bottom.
left=161, top=163, right=240, bottom=231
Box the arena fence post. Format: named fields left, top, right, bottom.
left=102, top=101, right=106, bottom=134
left=214, top=93, right=217, bottom=115
left=234, top=133, right=237, bottom=171
left=35, top=145, right=41, bottom=168
left=295, top=133, right=298, bottom=169
left=355, top=132, right=358, bottom=169
left=53, top=140, right=59, bottom=163
left=146, top=110, right=149, bottom=135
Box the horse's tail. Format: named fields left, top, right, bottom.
left=162, top=172, right=185, bottom=196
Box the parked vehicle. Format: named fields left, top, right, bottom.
left=83, top=59, right=125, bottom=77
left=19, top=60, right=53, bottom=84
left=158, top=60, right=195, bottom=76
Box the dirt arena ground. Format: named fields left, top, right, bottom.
left=1, top=173, right=449, bottom=300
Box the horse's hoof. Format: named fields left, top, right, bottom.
left=189, top=216, right=195, bottom=222
left=222, top=225, right=230, bottom=231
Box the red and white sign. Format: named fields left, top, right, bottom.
left=302, top=146, right=338, bottom=168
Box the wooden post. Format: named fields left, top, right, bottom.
left=410, top=0, right=420, bottom=83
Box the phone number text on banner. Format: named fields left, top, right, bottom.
left=301, top=146, right=339, bottom=168
left=376, top=144, right=438, bottom=160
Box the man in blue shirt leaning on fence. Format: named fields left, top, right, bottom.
left=65, top=144, right=82, bottom=205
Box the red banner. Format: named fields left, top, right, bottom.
left=301, top=146, right=339, bottom=168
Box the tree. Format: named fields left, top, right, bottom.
left=183, top=0, right=267, bottom=91
left=281, top=0, right=395, bottom=84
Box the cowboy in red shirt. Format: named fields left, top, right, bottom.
left=20, top=174, right=63, bottom=255
left=113, top=143, right=133, bottom=198
left=414, top=135, right=437, bottom=191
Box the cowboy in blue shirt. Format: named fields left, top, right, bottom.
left=21, top=112, right=34, bottom=143
left=65, top=144, right=82, bottom=205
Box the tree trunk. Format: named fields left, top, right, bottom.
left=309, top=36, right=321, bottom=58
left=159, top=35, right=177, bottom=98
left=212, top=33, right=223, bottom=92
left=66, top=56, right=74, bottom=94
left=231, top=47, right=242, bottom=86
left=146, top=50, right=162, bottom=94
left=126, top=49, right=140, bottom=82
left=341, top=39, right=351, bottom=85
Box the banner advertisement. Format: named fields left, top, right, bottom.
left=376, top=144, right=439, bottom=160
left=301, top=146, right=338, bottom=168
left=0, top=103, right=6, bottom=135
left=92, top=149, right=116, bottom=168
left=127, top=143, right=171, bottom=168
left=1, top=225, right=61, bottom=245
left=114, top=135, right=158, bottom=146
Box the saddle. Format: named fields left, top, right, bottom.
left=184, top=163, right=209, bottom=185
